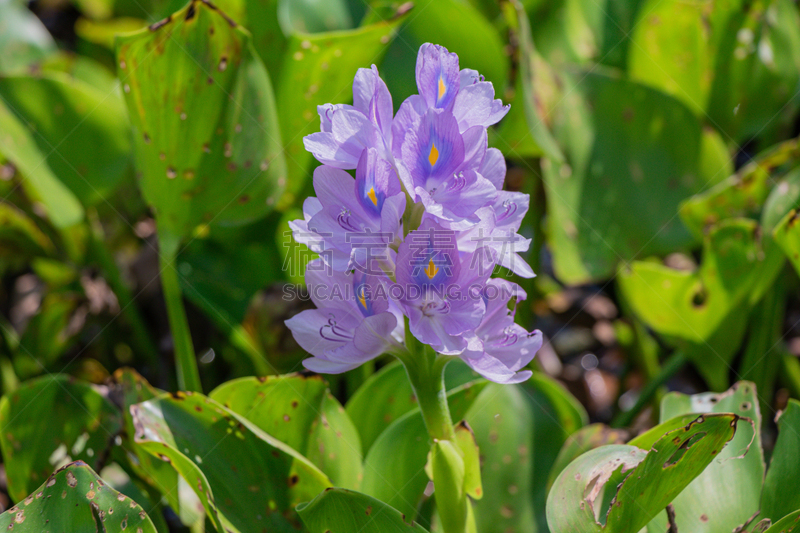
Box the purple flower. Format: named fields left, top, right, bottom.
left=304, top=65, right=393, bottom=168
left=391, top=217, right=495, bottom=354
left=289, top=148, right=405, bottom=271
left=285, top=259, right=403, bottom=373
left=392, top=44, right=509, bottom=157
left=288, top=42, right=540, bottom=385
left=460, top=279, right=542, bottom=383
left=396, top=108, right=496, bottom=219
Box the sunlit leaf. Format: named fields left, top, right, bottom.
left=116, top=0, right=287, bottom=243
left=131, top=391, right=331, bottom=532
left=547, top=414, right=739, bottom=533
left=0, top=461, right=157, bottom=533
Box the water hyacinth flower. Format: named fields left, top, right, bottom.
left=287, top=42, right=541, bottom=387
left=289, top=148, right=405, bottom=272
left=285, top=259, right=404, bottom=373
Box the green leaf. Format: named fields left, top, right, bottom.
left=547, top=424, right=630, bottom=491
left=679, top=138, right=800, bottom=239
left=707, top=0, right=800, bottom=143
left=0, top=72, right=132, bottom=206
left=540, top=68, right=731, bottom=284
left=297, top=488, right=431, bottom=532
left=360, top=381, right=487, bottom=520
left=525, top=372, right=588, bottom=532
left=274, top=14, right=404, bottom=208
left=762, top=509, right=800, bottom=533
left=209, top=374, right=328, bottom=453
left=547, top=414, right=739, bottom=533
left=111, top=368, right=203, bottom=527
left=0, top=461, right=157, bottom=533
left=627, top=0, right=714, bottom=115
left=0, top=0, right=56, bottom=73
left=466, top=384, right=536, bottom=533
left=306, top=393, right=363, bottom=490
left=761, top=399, right=800, bottom=521
left=277, top=0, right=353, bottom=34
left=646, top=381, right=763, bottom=533
left=345, top=361, right=417, bottom=453
left=0, top=202, right=54, bottom=258
left=0, top=375, right=121, bottom=502
left=131, top=390, right=331, bottom=532
left=210, top=374, right=363, bottom=488
left=618, top=218, right=762, bottom=344
left=0, top=100, right=84, bottom=228
left=506, top=0, right=563, bottom=162
left=116, top=0, right=287, bottom=242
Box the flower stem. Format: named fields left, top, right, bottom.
left=159, top=234, right=202, bottom=393
left=397, top=321, right=456, bottom=441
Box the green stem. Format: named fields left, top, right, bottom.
left=396, top=322, right=456, bottom=441
left=159, top=234, right=202, bottom=392
left=612, top=351, right=687, bottom=428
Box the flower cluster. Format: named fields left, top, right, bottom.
left=286, top=44, right=542, bottom=384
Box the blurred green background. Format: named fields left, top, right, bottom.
left=1, top=0, right=800, bottom=529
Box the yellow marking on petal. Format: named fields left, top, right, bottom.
left=425, top=259, right=439, bottom=279
left=358, top=291, right=368, bottom=309
left=367, top=187, right=378, bottom=206
left=437, top=76, right=446, bottom=101
left=428, top=143, right=439, bottom=167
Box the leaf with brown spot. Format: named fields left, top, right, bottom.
left=547, top=414, right=739, bottom=533
left=115, top=0, right=286, bottom=244
left=0, top=461, right=157, bottom=532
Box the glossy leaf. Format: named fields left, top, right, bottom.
left=0, top=375, right=121, bottom=502
left=131, top=391, right=331, bottom=532
left=0, top=461, right=157, bottom=532
left=297, top=488, right=431, bottom=533
left=762, top=509, right=800, bottom=533
left=116, top=0, right=286, bottom=243
left=467, top=384, right=535, bottom=533
left=360, top=381, right=487, bottom=520
left=761, top=399, right=800, bottom=521
left=111, top=368, right=202, bottom=527
left=547, top=413, right=739, bottom=533
left=275, top=14, right=404, bottom=208
left=547, top=424, right=629, bottom=491
left=210, top=374, right=327, bottom=452
left=646, top=381, right=763, bottom=533
left=0, top=73, right=132, bottom=206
